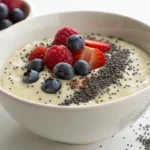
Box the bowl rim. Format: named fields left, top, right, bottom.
left=23, top=0, right=34, bottom=19
left=0, top=10, right=150, bottom=110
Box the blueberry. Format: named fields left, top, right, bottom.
left=0, top=19, right=13, bottom=30
left=10, top=8, right=25, bottom=23
left=27, top=59, right=44, bottom=72
left=23, top=69, right=39, bottom=83
left=67, top=34, right=85, bottom=51
left=0, top=3, right=9, bottom=20
left=74, top=60, right=91, bottom=76
left=53, top=62, right=74, bottom=80
left=41, top=78, right=61, bottom=94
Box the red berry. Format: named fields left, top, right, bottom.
left=44, top=45, right=73, bottom=70
left=72, top=46, right=106, bottom=70
left=2, top=0, right=23, bottom=10
left=85, top=39, right=112, bottom=53
left=52, top=27, right=78, bottom=45
left=29, top=46, right=47, bottom=61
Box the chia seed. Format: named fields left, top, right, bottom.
left=60, top=44, right=131, bottom=106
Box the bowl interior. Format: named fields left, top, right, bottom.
left=0, top=11, right=150, bottom=85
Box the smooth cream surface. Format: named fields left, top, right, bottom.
left=1, top=35, right=150, bottom=106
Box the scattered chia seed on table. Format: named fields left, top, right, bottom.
left=98, top=108, right=150, bottom=150
left=135, top=124, right=150, bottom=150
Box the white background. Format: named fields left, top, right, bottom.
left=1, top=0, right=150, bottom=149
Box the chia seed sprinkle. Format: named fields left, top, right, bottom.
left=60, top=45, right=131, bottom=106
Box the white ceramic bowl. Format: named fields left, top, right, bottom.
left=0, top=0, right=34, bottom=32
left=0, top=11, right=150, bottom=144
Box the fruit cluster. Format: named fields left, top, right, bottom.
left=23, top=27, right=112, bottom=94
left=0, top=0, right=25, bottom=30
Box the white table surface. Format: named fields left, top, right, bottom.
left=1, top=0, right=150, bottom=149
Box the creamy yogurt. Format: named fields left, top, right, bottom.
left=1, top=34, right=150, bottom=106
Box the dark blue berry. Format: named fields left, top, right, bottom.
left=0, top=19, right=12, bottom=30
left=67, top=34, right=85, bottom=51
left=74, top=60, right=90, bottom=76
left=10, top=8, right=25, bottom=23
left=53, top=62, right=74, bottom=80
left=41, top=78, right=61, bottom=94
left=0, top=3, right=8, bottom=20
left=27, top=59, right=44, bottom=72
left=23, top=69, right=39, bottom=83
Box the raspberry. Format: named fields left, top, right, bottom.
left=2, top=0, right=23, bottom=10
left=44, top=45, right=73, bottom=70
left=52, top=27, right=78, bottom=45
left=29, top=46, right=47, bottom=61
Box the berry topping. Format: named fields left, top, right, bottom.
left=53, top=62, right=74, bottom=80
left=27, top=59, right=44, bottom=72
left=0, top=19, right=12, bottom=30
left=41, top=78, right=61, bottom=94
left=29, top=46, right=47, bottom=61
left=74, top=60, right=90, bottom=76
left=52, top=27, right=78, bottom=45
left=67, top=35, right=85, bottom=51
left=44, top=45, right=73, bottom=70
left=72, top=46, right=106, bottom=70
left=0, top=3, right=9, bottom=20
left=23, top=69, right=39, bottom=83
left=85, top=39, right=112, bottom=53
left=2, top=0, right=23, bottom=10
left=10, top=8, right=25, bottom=23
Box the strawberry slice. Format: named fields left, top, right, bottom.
left=85, top=39, right=112, bottom=53
left=72, top=46, right=106, bottom=70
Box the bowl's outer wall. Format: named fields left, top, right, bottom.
left=0, top=12, right=150, bottom=144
